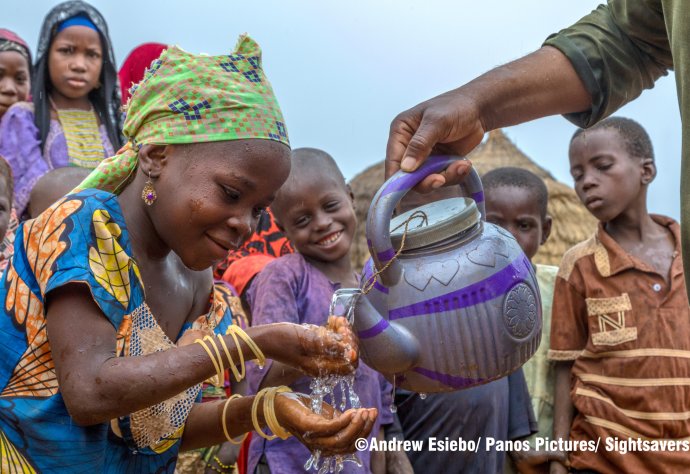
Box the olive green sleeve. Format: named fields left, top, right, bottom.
left=543, top=0, right=672, bottom=128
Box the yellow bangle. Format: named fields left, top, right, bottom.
left=264, top=386, right=292, bottom=440
left=251, top=388, right=272, bottom=440
left=203, top=335, right=225, bottom=387
left=226, top=325, right=266, bottom=367
left=194, top=338, right=222, bottom=387
left=217, top=333, right=245, bottom=382
left=251, top=386, right=292, bottom=440
left=221, top=394, right=248, bottom=445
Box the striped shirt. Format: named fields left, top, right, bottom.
left=549, top=215, right=690, bottom=473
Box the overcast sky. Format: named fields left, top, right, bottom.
left=6, top=0, right=681, bottom=219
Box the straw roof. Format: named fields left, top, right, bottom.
left=348, top=129, right=597, bottom=270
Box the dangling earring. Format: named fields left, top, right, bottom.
left=141, top=170, right=157, bottom=205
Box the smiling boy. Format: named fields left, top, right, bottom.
left=244, top=148, right=401, bottom=474
left=549, top=117, right=690, bottom=473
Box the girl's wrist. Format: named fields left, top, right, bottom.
left=246, top=324, right=285, bottom=361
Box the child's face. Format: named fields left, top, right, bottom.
left=146, top=139, right=291, bottom=271
left=0, top=51, right=30, bottom=118
left=485, top=185, right=550, bottom=261
left=569, top=128, right=652, bottom=223
left=48, top=26, right=103, bottom=102
left=276, top=176, right=356, bottom=264
left=0, top=177, right=11, bottom=242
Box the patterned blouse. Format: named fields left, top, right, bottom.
left=0, top=189, right=234, bottom=473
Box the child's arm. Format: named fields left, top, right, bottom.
left=370, top=428, right=386, bottom=474
left=383, top=421, right=414, bottom=474
left=46, top=284, right=356, bottom=425
left=507, top=367, right=567, bottom=473
left=550, top=362, right=574, bottom=474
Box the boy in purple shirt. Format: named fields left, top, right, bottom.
left=246, top=148, right=406, bottom=474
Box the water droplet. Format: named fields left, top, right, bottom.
left=419, top=392, right=427, bottom=400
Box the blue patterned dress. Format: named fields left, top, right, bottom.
left=0, top=189, right=234, bottom=473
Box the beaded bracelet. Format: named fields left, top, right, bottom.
left=213, top=455, right=234, bottom=470
left=206, top=463, right=228, bottom=474
left=221, top=394, right=248, bottom=445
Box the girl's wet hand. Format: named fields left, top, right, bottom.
left=326, top=315, right=358, bottom=361
left=296, top=317, right=358, bottom=376
left=275, top=392, right=377, bottom=456
left=266, top=320, right=358, bottom=377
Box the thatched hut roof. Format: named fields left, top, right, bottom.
left=348, top=129, right=597, bottom=270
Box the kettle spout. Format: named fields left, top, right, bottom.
left=353, top=295, right=420, bottom=374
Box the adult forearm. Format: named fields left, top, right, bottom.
left=385, top=46, right=593, bottom=187
left=466, top=46, right=591, bottom=132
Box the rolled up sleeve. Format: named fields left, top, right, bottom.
left=544, top=0, right=672, bottom=127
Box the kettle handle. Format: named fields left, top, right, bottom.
left=366, top=155, right=485, bottom=285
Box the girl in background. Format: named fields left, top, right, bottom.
left=0, top=29, right=31, bottom=121
left=0, top=155, right=14, bottom=271
left=0, top=1, right=123, bottom=215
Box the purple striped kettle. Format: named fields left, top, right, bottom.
left=348, top=155, right=542, bottom=393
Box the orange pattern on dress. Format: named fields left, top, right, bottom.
left=116, top=314, right=132, bottom=357
left=0, top=199, right=83, bottom=398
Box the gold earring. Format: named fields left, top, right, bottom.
left=141, top=170, right=157, bottom=205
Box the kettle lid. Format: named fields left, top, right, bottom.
left=390, top=197, right=480, bottom=251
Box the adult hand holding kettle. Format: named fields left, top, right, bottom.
left=385, top=47, right=591, bottom=185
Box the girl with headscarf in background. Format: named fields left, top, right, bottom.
left=119, top=42, right=167, bottom=105
left=0, top=0, right=123, bottom=216
left=0, top=35, right=374, bottom=473
left=0, top=30, right=30, bottom=256
left=0, top=29, right=31, bottom=121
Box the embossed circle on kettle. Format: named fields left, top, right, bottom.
left=352, top=155, right=542, bottom=393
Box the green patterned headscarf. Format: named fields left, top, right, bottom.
left=77, top=34, right=290, bottom=192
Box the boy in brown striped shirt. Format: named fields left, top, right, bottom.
left=549, top=117, right=690, bottom=474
